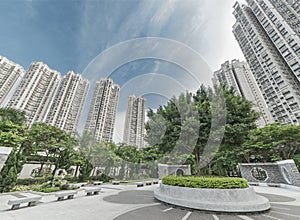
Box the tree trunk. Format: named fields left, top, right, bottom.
left=39, top=163, right=44, bottom=176
left=208, top=162, right=212, bottom=175
left=51, top=165, right=57, bottom=184
left=194, top=151, right=201, bottom=176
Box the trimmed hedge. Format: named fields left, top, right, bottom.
left=162, top=175, right=248, bottom=189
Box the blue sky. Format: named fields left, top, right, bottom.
left=0, top=0, right=244, bottom=75
left=0, top=0, right=246, bottom=141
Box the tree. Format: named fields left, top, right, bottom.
left=241, top=123, right=300, bottom=163
left=0, top=107, right=27, bottom=126
left=145, top=85, right=258, bottom=176
left=27, top=122, right=77, bottom=182
left=79, top=159, right=93, bottom=182
left=0, top=109, right=29, bottom=192
left=211, top=85, right=259, bottom=174
left=0, top=151, right=18, bottom=192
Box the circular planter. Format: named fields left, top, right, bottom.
left=154, top=183, right=270, bottom=213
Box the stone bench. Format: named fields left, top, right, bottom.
left=8, top=195, right=42, bottom=210
left=145, top=181, right=152, bottom=186
left=93, top=181, right=103, bottom=185
left=55, top=190, right=78, bottom=201
left=69, top=182, right=87, bottom=188
left=267, top=183, right=281, bottom=187
left=152, top=180, right=159, bottom=184
left=136, top=182, right=144, bottom=187
left=84, top=187, right=102, bottom=196
left=112, top=181, right=120, bottom=185
left=248, top=182, right=259, bottom=186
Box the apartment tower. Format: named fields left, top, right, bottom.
left=123, top=95, right=146, bottom=148
left=233, top=0, right=300, bottom=124
left=8, top=62, right=61, bottom=126
left=46, top=71, right=89, bottom=134
left=213, top=60, right=274, bottom=126
left=85, top=78, right=120, bottom=142
left=0, top=56, right=25, bottom=108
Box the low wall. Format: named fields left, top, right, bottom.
left=158, top=164, right=191, bottom=179
left=239, top=160, right=300, bottom=186
left=154, top=183, right=270, bottom=213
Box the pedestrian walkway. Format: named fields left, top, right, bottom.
left=0, top=184, right=299, bottom=220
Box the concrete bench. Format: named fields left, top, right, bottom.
left=93, top=181, right=103, bottom=185
left=248, top=182, right=259, bottom=186
left=69, top=182, right=87, bottom=188
left=267, top=183, right=281, bottom=187
left=136, top=182, right=144, bottom=187
left=84, top=187, right=102, bottom=196
left=145, top=181, right=152, bottom=186
left=152, top=180, right=159, bottom=184
left=112, top=181, right=120, bottom=185
left=8, top=196, right=42, bottom=210
left=55, top=190, right=78, bottom=201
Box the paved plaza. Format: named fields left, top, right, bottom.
left=0, top=184, right=299, bottom=220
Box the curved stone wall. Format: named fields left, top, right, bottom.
left=154, top=183, right=270, bottom=213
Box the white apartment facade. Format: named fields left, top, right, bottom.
left=233, top=0, right=300, bottom=124
left=8, top=62, right=61, bottom=126
left=123, top=95, right=146, bottom=148
left=46, top=71, right=89, bottom=134
left=213, top=60, right=274, bottom=126
left=0, top=56, right=25, bottom=108
left=85, top=78, right=120, bottom=142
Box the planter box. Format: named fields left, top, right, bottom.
left=154, top=183, right=270, bottom=213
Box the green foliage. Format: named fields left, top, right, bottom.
left=162, top=175, right=248, bottom=189
left=28, top=122, right=77, bottom=183
left=79, top=159, right=93, bottom=181
left=293, top=154, right=300, bottom=170
left=0, top=107, right=26, bottom=125
left=0, top=152, right=18, bottom=192
left=89, top=174, right=113, bottom=182
left=145, top=85, right=258, bottom=176
left=30, top=182, right=61, bottom=193
left=12, top=185, right=31, bottom=192
left=17, top=177, right=50, bottom=186
left=241, top=123, right=300, bottom=163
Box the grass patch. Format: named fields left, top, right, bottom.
left=162, top=175, right=248, bottom=189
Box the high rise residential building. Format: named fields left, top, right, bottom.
left=46, top=71, right=89, bottom=134
left=123, top=95, right=146, bottom=148
left=0, top=56, right=25, bottom=108
left=8, top=62, right=61, bottom=126
left=213, top=59, right=274, bottom=126
left=85, top=78, right=120, bottom=142
left=233, top=0, right=300, bottom=124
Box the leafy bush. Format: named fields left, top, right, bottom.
left=89, top=174, right=113, bottom=182
left=41, top=187, right=61, bottom=193
left=64, top=175, right=78, bottom=183
left=12, top=185, right=31, bottom=192
left=17, top=177, right=50, bottom=186
left=162, top=175, right=248, bottom=189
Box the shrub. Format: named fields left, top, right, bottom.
left=64, top=175, right=78, bottom=183
left=17, top=177, right=50, bottom=186
left=12, top=185, right=31, bottom=192
left=89, top=174, right=113, bottom=182
left=162, top=175, right=248, bottom=189
left=41, top=187, right=60, bottom=193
